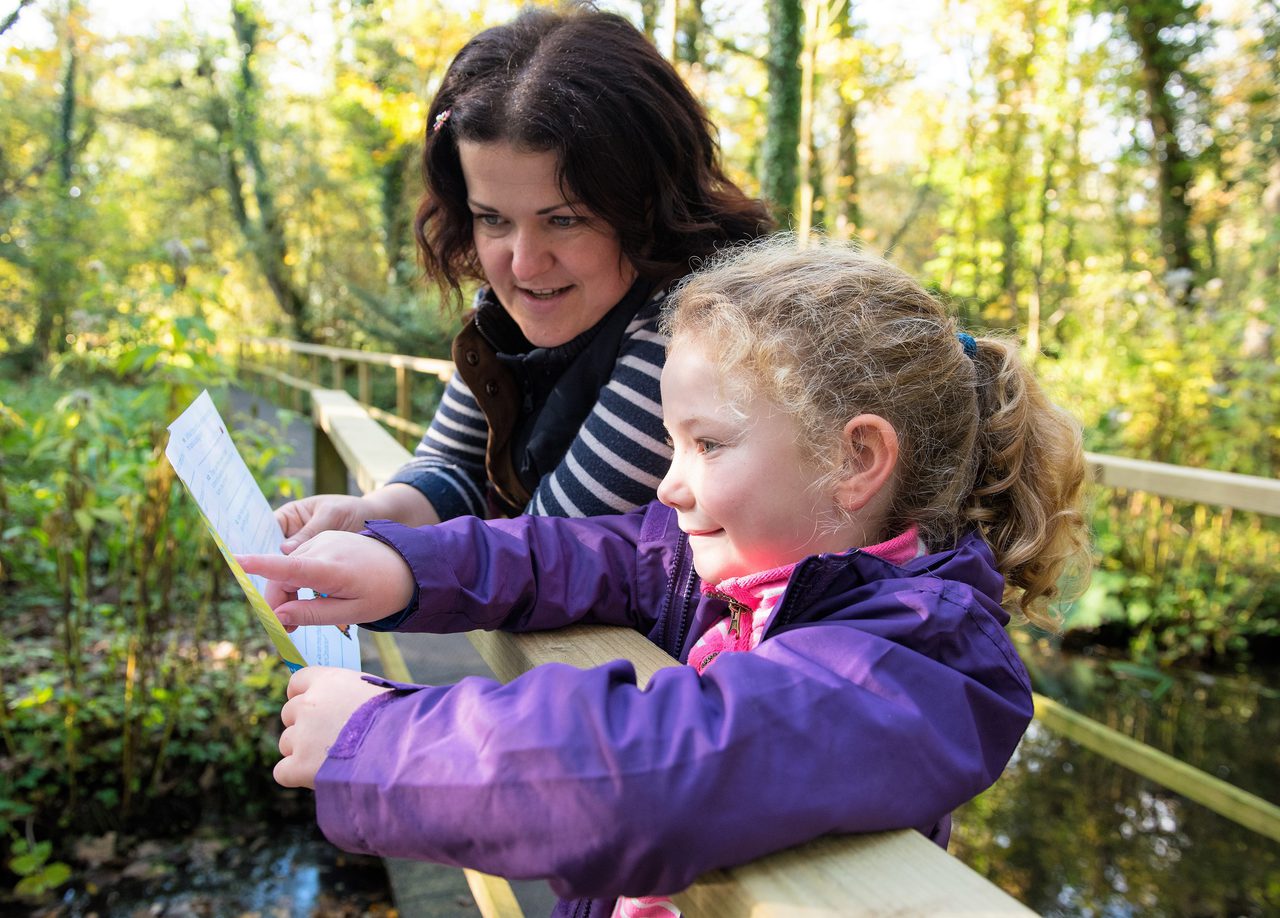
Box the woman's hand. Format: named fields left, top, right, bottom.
left=237, top=531, right=416, bottom=628
left=275, top=494, right=378, bottom=553
left=275, top=484, right=442, bottom=554
left=275, top=667, right=391, bottom=789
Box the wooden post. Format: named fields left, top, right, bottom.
left=275, top=343, right=286, bottom=405
left=331, top=357, right=345, bottom=392
left=292, top=350, right=304, bottom=412
left=396, top=364, right=412, bottom=447
left=314, top=424, right=348, bottom=496
left=358, top=362, right=371, bottom=407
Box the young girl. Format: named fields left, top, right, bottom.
left=240, top=238, right=1090, bottom=916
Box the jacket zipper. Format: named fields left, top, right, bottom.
left=705, top=591, right=750, bottom=639
left=672, top=560, right=698, bottom=656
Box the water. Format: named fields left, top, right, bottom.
left=952, top=641, right=1280, bottom=917
left=50, top=821, right=395, bottom=918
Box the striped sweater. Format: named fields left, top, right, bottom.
left=388, top=288, right=673, bottom=520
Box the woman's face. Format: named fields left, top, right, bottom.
left=458, top=141, right=638, bottom=348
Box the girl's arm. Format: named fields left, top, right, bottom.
left=238, top=505, right=668, bottom=634
left=313, top=590, right=1032, bottom=900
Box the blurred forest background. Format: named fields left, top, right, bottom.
left=0, top=0, right=1277, bottom=911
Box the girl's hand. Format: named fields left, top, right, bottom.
left=237, top=531, right=416, bottom=628
left=275, top=667, right=391, bottom=789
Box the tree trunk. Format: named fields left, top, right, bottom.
left=228, top=0, right=310, bottom=337
left=833, top=0, right=860, bottom=239
left=1119, top=0, right=1200, bottom=295
left=0, top=0, right=36, bottom=37
left=678, top=0, right=705, bottom=65
left=639, top=0, right=660, bottom=41
left=763, top=0, right=802, bottom=226
left=34, top=28, right=79, bottom=360
left=796, top=0, right=821, bottom=242
left=380, top=143, right=416, bottom=287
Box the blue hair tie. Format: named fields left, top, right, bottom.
left=957, top=332, right=978, bottom=359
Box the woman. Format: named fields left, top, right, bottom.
left=276, top=6, right=771, bottom=547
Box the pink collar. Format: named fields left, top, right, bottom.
left=700, top=526, right=922, bottom=610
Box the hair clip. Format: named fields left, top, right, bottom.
left=957, top=332, right=978, bottom=359
left=432, top=108, right=453, bottom=134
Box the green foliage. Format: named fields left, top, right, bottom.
left=0, top=318, right=298, bottom=903
left=1039, top=269, right=1280, bottom=661
left=8, top=839, right=71, bottom=900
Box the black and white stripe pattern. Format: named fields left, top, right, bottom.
left=389, top=299, right=672, bottom=520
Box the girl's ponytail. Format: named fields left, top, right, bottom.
left=964, top=338, right=1091, bottom=628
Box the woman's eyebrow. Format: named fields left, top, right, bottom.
left=466, top=199, right=582, bottom=215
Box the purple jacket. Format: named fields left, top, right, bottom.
left=315, top=501, right=1033, bottom=913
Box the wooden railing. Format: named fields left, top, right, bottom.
left=308, top=387, right=1036, bottom=917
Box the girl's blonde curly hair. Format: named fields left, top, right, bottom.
left=663, top=236, right=1091, bottom=629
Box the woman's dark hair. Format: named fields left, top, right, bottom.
left=413, top=5, right=772, bottom=305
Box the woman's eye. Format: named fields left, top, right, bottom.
left=474, top=213, right=504, bottom=227
left=549, top=215, right=579, bottom=228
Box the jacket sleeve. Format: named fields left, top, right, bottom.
left=359, top=508, right=669, bottom=635
left=314, top=583, right=1033, bottom=900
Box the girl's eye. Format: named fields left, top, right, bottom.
left=695, top=439, right=721, bottom=454
left=663, top=434, right=674, bottom=449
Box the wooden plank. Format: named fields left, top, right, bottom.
left=310, top=389, right=411, bottom=495
left=464, top=871, right=527, bottom=918
left=468, top=625, right=680, bottom=688
left=674, top=830, right=1034, bottom=917
left=365, top=403, right=427, bottom=439
left=1034, top=693, right=1280, bottom=843
left=1087, top=451, right=1280, bottom=517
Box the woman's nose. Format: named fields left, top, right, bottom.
left=510, top=229, right=553, bottom=280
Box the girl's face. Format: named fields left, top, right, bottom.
left=657, top=339, right=863, bottom=583
left=458, top=141, right=638, bottom=348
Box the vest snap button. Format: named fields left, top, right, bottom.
left=484, top=380, right=499, bottom=396
left=465, top=350, right=479, bottom=366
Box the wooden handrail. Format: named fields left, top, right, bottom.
left=1085, top=451, right=1280, bottom=517
left=245, top=335, right=456, bottom=381
left=308, top=388, right=1037, bottom=917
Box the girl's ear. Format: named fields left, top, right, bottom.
left=833, top=414, right=899, bottom=513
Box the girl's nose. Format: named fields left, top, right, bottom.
left=510, top=229, right=553, bottom=280
left=656, top=458, right=691, bottom=511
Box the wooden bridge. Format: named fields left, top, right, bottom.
left=238, top=336, right=1280, bottom=917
